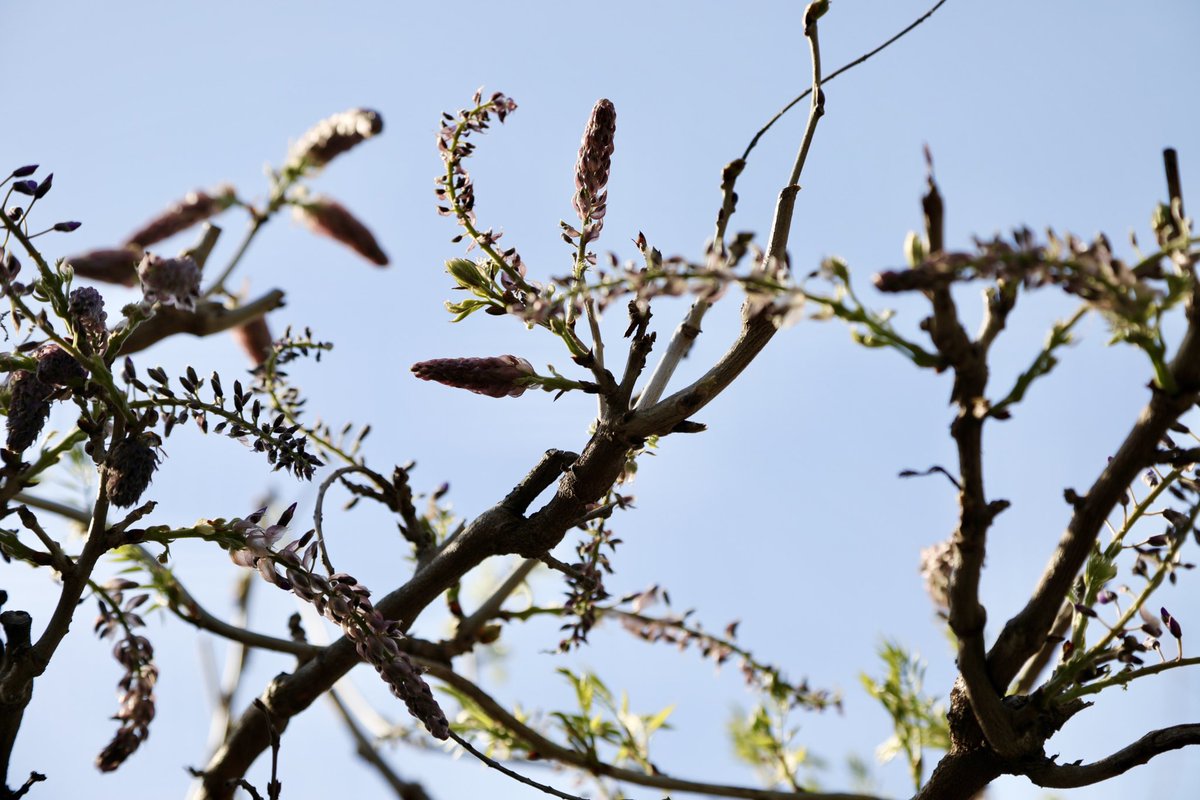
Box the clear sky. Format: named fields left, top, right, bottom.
left=4, top=1, right=1200, bottom=799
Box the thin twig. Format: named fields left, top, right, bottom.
left=741, top=0, right=950, bottom=162
left=328, top=689, right=433, bottom=800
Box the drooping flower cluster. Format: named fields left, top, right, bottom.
left=294, top=196, right=389, bottom=266
left=571, top=98, right=616, bottom=244
left=104, top=431, right=160, bottom=507
left=137, top=253, right=201, bottom=310
left=919, top=538, right=956, bottom=616
left=68, top=285, right=109, bottom=344
left=228, top=507, right=450, bottom=739
left=93, top=579, right=158, bottom=772
left=4, top=344, right=87, bottom=453
left=123, top=185, right=236, bottom=249
left=411, top=355, right=535, bottom=398
left=287, top=108, right=384, bottom=172
left=65, top=247, right=141, bottom=286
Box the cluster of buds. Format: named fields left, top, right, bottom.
left=570, top=98, right=616, bottom=245
left=93, top=579, right=157, bottom=772
left=233, top=316, right=274, bottom=366
left=294, top=196, right=388, bottom=266
left=919, top=538, right=956, bottom=616
left=137, top=252, right=201, bottom=310
left=616, top=585, right=840, bottom=712
left=64, top=247, right=140, bottom=286
left=873, top=228, right=1181, bottom=324
left=4, top=343, right=87, bottom=453
left=68, top=285, right=109, bottom=345
left=124, top=185, right=236, bottom=249
left=287, top=108, right=384, bottom=172
left=104, top=431, right=161, bottom=507
left=411, top=355, right=535, bottom=398
left=434, top=91, right=527, bottom=298
left=227, top=507, right=449, bottom=739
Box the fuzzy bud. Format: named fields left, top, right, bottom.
left=573, top=99, right=616, bottom=234
left=411, top=355, right=535, bottom=398
left=5, top=369, right=52, bottom=452
left=295, top=197, right=388, bottom=266
left=288, top=108, right=383, bottom=171
left=232, top=316, right=273, bottom=366
left=34, top=343, right=86, bottom=387
left=69, top=286, right=109, bottom=340
left=65, top=248, right=140, bottom=286
left=124, top=186, right=235, bottom=248
left=105, top=432, right=160, bottom=507
left=137, top=253, right=201, bottom=310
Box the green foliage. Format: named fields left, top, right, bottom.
left=728, top=698, right=823, bottom=792
left=859, top=641, right=949, bottom=792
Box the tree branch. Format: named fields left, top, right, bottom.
left=1024, top=724, right=1200, bottom=788
left=117, top=289, right=285, bottom=356
left=427, top=663, right=881, bottom=800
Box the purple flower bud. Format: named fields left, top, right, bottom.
left=137, top=253, right=201, bottom=310
left=33, top=173, right=53, bottom=199
left=69, top=286, right=108, bottom=339
left=11, top=180, right=37, bottom=195
left=124, top=185, right=235, bottom=248
left=288, top=108, right=383, bottom=171
left=65, top=248, right=140, bottom=286
left=10, top=165, right=38, bottom=178
left=411, top=354, right=536, bottom=398
left=105, top=432, right=160, bottom=507
left=53, top=221, right=82, bottom=232
left=295, top=196, right=388, bottom=266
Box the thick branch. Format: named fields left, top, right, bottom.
left=1024, top=724, right=1200, bottom=788
left=117, top=289, right=285, bottom=355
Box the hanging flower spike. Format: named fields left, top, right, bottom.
left=294, top=196, right=389, bottom=266
left=572, top=99, right=616, bottom=246
left=123, top=185, right=236, bottom=249
left=137, top=253, right=201, bottom=310
left=287, top=108, right=383, bottom=172
left=411, top=355, right=535, bottom=398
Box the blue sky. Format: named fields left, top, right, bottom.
left=4, top=1, right=1200, bottom=799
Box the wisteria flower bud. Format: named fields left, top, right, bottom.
left=69, top=286, right=108, bottom=340
left=295, top=196, right=388, bottom=266
left=65, top=247, right=141, bottom=286
left=124, top=185, right=236, bottom=248
left=105, top=432, right=161, bottom=507
left=411, top=355, right=535, bottom=398
left=5, top=369, right=52, bottom=453
left=137, top=253, right=201, bottom=310
left=287, top=108, right=383, bottom=171
left=573, top=99, right=616, bottom=234
left=232, top=316, right=273, bottom=366
left=919, top=539, right=956, bottom=614
left=34, top=343, right=86, bottom=387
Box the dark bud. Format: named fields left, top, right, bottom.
left=5, top=370, right=53, bottom=452
left=69, top=286, right=109, bottom=339
left=52, top=221, right=82, bottom=233
left=10, top=165, right=38, bottom=178
left=33, top=174, right=53, bottom=199
left=11, top=180, right=37, bottom=195
left=65, top=248, right=140, bottom=286
left=34, top=344, right=86, bottom=387
left=105, top=433, right=161, bottom=507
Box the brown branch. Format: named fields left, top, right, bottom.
left=988, top=149, right=1200, bottom=688
left=426, top=663, right=881, bottom=800
left=628, top=6, right=828, bottom=439
left=117, top=289, right=285, bottom=356
left=327, top=689, right=433, bottom=800
left=1023, top=724, right=1200, bottom=788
